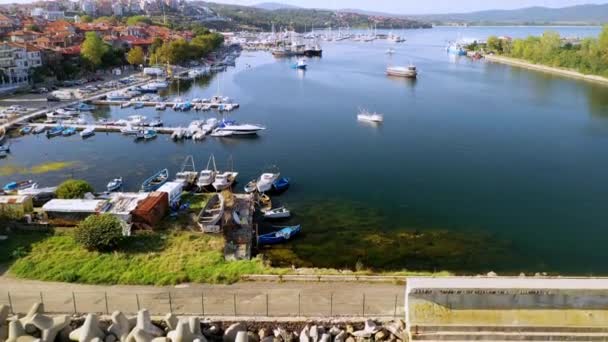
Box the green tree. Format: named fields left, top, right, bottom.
left=80, top=15, right=93, bottom=23
left=127, top=46, right=145, bottom=66
left=126, top=15, right=152, bottom=26
left=56, top=179, right=94, bottom=199
left=26, top=24, right=41, bottom=32
left=74, top=214, right=124, bottom=251
left=486, top=35, right=502, bottom=53
left=150, top=37, right=163, bottom=54
left=80, top=32, right=108, bottom=70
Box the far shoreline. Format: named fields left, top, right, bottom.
left=484, top=54, right=608, bottom=86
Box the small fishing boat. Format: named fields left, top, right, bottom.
left=244, top=179, right=257, bottom=193
left=263, top=206, right=291, bottom=219
left=386, top=48, right=396, bottom=55
left=61, top=127, right=76, bottom=136
left=120, top=101, right=132, bottom=108
left=19, top=126, right=32, bottom=135
left=133, top=102, right=145, bottom=110
left=212, top=171, right=238, bottom=191
left=3, top=180, right=37, bottom=192
left=141, top=168, right=169, bottom=192
left=357, top=108, right=384, bottom=123
left=292, top=59, right=307, bottom=69
left=149, top=119, right=163, bottom=127
left=171, top=128, right=185, bottom=140
left=0, top=144, right=10, bottom=153
left=257, top=225, right=301, bottom=246
left=73, top=102, right=95, bottom=111
left=143, top=130, right=157, bottom=140
left=46, top=125, right=64, bottom=137
left=386, top=64, right=417, bottom=78
left=272, top=177, right=290, bottom=192
left=257, top=171, right=280, bottom=193
left=32, top=126, right=46, bottom=134
left=197, top=193, right=225, bottom=230
left=155, top=103, right=166, bottom=111
left=120, top=124, right=139, bottom=135
left=80, top=126, right=95, bottom=138
left=106, top=177, right=123, bottom=192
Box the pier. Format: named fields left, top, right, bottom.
left=28, top=123, right=180, bottom=134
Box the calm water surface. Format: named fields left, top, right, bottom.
left=3, top=26, right=608, bottom=274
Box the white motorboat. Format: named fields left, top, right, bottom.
left=357, top=108, right=384, bottom=123
left=386, top=64, right=417, bottom=78
left=214, top=121, right=265, bottom=136
left=121, top=101, right=132, bottom=108
left=212, top=171, right=238, bottom=191
left=128, top=115, right=146, bottom=125
left=210, top=129, right=233, bottom=137
left=106, top=177, right=123, bottom=192
left=197, top=155, right=217, bottom=188
left=171, top=128, right=185, bottom=140
left=155, top=103, right=167, bottom=110
left=17, top=186, right=57, bottom=195
left=263, top=206, right=291, bottom=219
left=386, top=48, right=396, bottom=55
left=257, top=172, right=280, bottom=193
left=80, top=126, right=95, bottom=138
left=120, top=124, right=140, bottom=135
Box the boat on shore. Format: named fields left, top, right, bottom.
left=197, top=155, right=217, bottom=189
left=386, top=65, right=417, bottom=78
left=258, top=225, right=301, bottom=246
left=244, top=179, right=257, bottom=193
left=197, top=193, right=224, bottom=230
left=141, top=168, right=169, bottom=192
left=106, top=177, right=123, bottom=192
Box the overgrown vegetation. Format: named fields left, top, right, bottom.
left=74, top=214, right=124, bottom=251
left=485, top=25, right=608, bottom=77
left=56, top=179, right=94, bottom=199
left=149, top=31, right=224, bottom=65
left=9, top=231, right=272, bottom=285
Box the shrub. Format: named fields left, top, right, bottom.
left=56, top=179, right=94, bottom=199
left=74, top=214, right=124, bottom=251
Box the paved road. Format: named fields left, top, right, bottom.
left=0, top=275, right=404, bottom=319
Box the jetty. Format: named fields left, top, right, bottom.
left=28, top=123, right=180, bottom=135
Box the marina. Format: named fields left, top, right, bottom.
left=1, top=26, right=608, bottom=274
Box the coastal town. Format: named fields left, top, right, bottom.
left=0, top=0, right=608, bottom=341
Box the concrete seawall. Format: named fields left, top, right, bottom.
left=484, top=54, right=608, bottom=86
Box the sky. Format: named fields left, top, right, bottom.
left=209, top=0, right=608, bottom=14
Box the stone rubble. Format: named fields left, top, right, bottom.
left=0, top=304, right=407, bottom=342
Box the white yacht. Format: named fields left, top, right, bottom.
left=357, top=108, right=384, bottom=123
left=257, top=172, right=280, bottom=193
left=214, top=119, right=265, bottom=136
left=127, top=115, right=146, bottom=125
left=386, top=64, right=417, bottom=78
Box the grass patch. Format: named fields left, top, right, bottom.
left=9, top=230, right=271, bottom=285
left=0, top=229, right=52, bottom=264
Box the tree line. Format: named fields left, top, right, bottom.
left=484, top=25, right=608, bottom=77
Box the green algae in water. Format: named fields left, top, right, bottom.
left=0, top=161, right=77, bottom=176
left=261, top=199, right=515, bottom=274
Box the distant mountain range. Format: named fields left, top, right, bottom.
left=414, top=4, right=608, bottom=25
left=251, top=2, right=608, bottom=25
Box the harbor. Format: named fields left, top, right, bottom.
left=1, top=26, right=608, bottom=274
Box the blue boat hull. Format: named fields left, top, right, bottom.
left=258, top=225, right=301, bottom=245
left=272, top=177, right=290, bottom=192
left=141, top=169, right=169, bottom=192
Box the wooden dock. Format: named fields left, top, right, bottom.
left=29, top=123, right=180, bottom=134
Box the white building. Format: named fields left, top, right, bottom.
left=81, top=0, right=96, bottom=15
left=0, top=43, right=42, bottom=84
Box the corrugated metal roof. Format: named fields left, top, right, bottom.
left=42, top=199, right=109, bottom=213
left=107, top=192, right=149, bottom=215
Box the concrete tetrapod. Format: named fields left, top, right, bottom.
left=235, top=331, right=248, bottom=342
left=30, top=310, right=70, bottom=342
left=125, top=310, right=164, bottom=342
left=0, top=304, right=10, bottom=341
left=6, top=318, right=37, bottom=342
left=167, top=317, right=206, bottom=342
left=108, top=311, right=136, bottom=342
left=299, top=326, right=309, bottom=342
left=19, top=302, right=44, bottom=334
left=223, top=323, right=246, bottom=342
left=70, top=313, right=105, bottom=342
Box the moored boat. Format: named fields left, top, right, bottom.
left=155, top=103, right=166, bottom=111
left=61, top=127, right=76, bottom=136
left=141, top=168, right=169, bottom=192
left=197, top=155, right=217, bottom=189
left=133, top=102, right=145, bottom=109
left=257, top=225, right=301, bottom=246
left=212, top=171, right=238, bottom=191
left=32, top=126, right=46, bottom=134
left=80, top=126, right=95, bottom=138
left=272, top=177, right=290, bottom=192
left=106, top=177, right=123, bottom=192
left=3, top=180, right=37, bottom=192
left=19, top=126, right=32, bottom=135
left=357, top=108, right=384, bottom=123
left=244, top=179, right=257, bottom=193
left=257, top=170, right=280, bottom=193
left=263, top=206, right=291, bottom=219
left=46, top=125, right=64, bottom=137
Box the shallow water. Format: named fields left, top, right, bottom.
left=3, top=26, right=608, bottom=274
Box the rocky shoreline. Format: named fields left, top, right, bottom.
left=0, top=303, right=407, bottom=342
